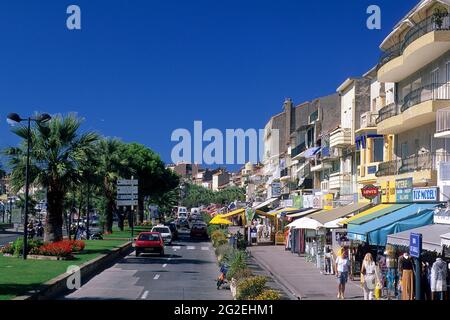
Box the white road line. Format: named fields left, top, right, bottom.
left=172, top=246, right=181, bottom=250
left=187, top=246, right=195, bottom=250
left=140, top=290, right=149, bottom=299
left=162, top=264, right=167, bottom=268
left=201, top=246, right=209, bottom=251
left=153, top=274, right=160, bottom=280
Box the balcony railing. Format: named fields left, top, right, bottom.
left=437, top=107, right=450, bottom=134
left=375, top=152, right=450, bottom=177
left=380, top=13, right=450, bottom=67
left=375, top=103, right=398, bottom=124
left=401, top=83, right=450, bottom=113
left=360, top=111, right=378, bottom=129
left=291, top=143, right=306, bottom=158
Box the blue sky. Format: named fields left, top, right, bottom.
left=0, top=0, right=418, bottom=170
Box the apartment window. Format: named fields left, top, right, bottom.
left=401, top=143, right=408, bottom=159
left=306, top=127, right=315, bottom=148
left=331, top=161, right=340, bottom=174
left=373, top=138, right=384, bottom=162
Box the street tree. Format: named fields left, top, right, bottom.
left=4, top=114, right=99, bottom=242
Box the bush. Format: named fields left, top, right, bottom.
left=236, top=276, right=267, bottom=300
left=251, top=289, right=281, bottom=300
left=211, top=230, right=228, bottom=248
left=231, top=268, right=253, bottom=281
left=225, top=250, right=247, bottom=280
left=69, top=240, right=85, bottom=252
left=1, top=243, right=14, bottom=255
left=38, top=241, right=73, bottom=258
left=215, top=244, right=233, bottom=264
left=10, top=238, right=43, bottom=256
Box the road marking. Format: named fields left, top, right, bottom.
left=172, top=246, right=180, bottom=251
left=201, top=246, right=209, bottom=251
left=162, top=264, right=167, bottom=268
left=187, top=246, right=195, bottom=250
left=153, top=274, right=160, bottom=280
left=140, top=290, right=149, bottom=299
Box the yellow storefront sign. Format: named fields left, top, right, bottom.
left=323, top=194, right=333, bottom=210
left=381, top=180, right=396, bottom=203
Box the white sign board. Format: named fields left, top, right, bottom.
left=117, top=186, right=138, bottom=194
left=117, top=194, right=138, bottom=200
left=116, top=200, right=138, bottom=206
left=117, top=179, right=138, bottom=186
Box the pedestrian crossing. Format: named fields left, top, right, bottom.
left=168, top=245, right=210, bottom=251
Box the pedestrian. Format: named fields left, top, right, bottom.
left=430, top=255, right=447, bottom=300
left=335, top=248, right=350, bottom=299
left=325, top=246, right=332, bottom=275
left=361, top=253, right=380, bottom=300
left=398, top=251, right=414, bottom=300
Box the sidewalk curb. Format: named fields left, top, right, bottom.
left=249, top=249, right=302, bottom=300
left=13, top=241, right=133, bottom=300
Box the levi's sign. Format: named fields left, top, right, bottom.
left=361, top=185, right=379, bottom=200
left=412, top=187, right=439, bottom=202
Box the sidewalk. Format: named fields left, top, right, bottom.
left=249, top=245, right=363, bottom=300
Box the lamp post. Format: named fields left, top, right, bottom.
left=7, top=113, right=51, bottom=259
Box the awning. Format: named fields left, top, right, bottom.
left=387, top=224, right=450, bottom=252
left=348, top=203, right=437, bottom=246
left=209, top=216, right=233, bottom=225
left=220, top=208, right=245, bottom=219
left=324, top=218, right=347, bottom=229
left=310, top=202, right=371, bottom=225
left=253, top=198, right=278, bottom=210
left=347, top=204, right=410, bottom=226
left=288, top=217, right=324, bottom=230
left=442, top=233, right=450, bottom=247
left=269, top=207, right=302, bottom=218
left=341, top=204, right=392, bottom=225
left=287, top=208, right=320, bottom=219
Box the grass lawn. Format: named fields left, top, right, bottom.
left=103, top=226, right=153, bottom=239
left=0, top=239, right=128, bottom=300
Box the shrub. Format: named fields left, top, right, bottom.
left=251, top=289, right=281, bottom=301
left=211, top=230, right=228, bottom=248
left=236, top=276, right=267, bottom=300
left=215, top=244, right=233, bottom=264
left=231, top=268, right=253, bottom=281
left=69, top=240, right=85, bottom=252
left=10, top=238, right=43, bottom=256
left=38, top=241, right=74, bottom=257
left=225, top=250, right=247, bottom=280
left=1, top=243, right=14, bottom=255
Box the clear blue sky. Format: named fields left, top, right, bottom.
left=0, top=0, right=418, bottom=170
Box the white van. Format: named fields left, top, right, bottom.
left=177, top=206, right=188, bottom=219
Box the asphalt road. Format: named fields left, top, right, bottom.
left=64, top=230, right=231, bottom=300
left=0, top=231, right=21, bottom=246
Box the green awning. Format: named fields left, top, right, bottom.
left=348, top=204, right=410, bottom=226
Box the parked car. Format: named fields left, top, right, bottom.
left=190, top=223, right=208, bottom=239
left=177, top=206, right=188, bottom=219
left=166, top=222, right=179, bottom=240
left=134, top=232, right=165, bottom=257
left=151, top=225, right=173, bottom=245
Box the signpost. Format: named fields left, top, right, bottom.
left=410, top=233, right=422, bottom=300
left=117, top=177, right=138, bottom=237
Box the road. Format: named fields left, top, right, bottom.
left=64, top=230, right=231, bottom=300
left=0, top=231, right=21, bottom=246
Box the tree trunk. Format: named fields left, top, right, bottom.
left=104, top=198, right=115, bottom=233
left=44, top=189, right=64, bottom=242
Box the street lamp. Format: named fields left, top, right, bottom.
left=7, top=113, right=51, bottom=259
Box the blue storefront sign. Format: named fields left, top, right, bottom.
left=410, top=233, right=422, bottom=258
left=396, top=178, right=413, bottom=203
left=412, top=187, right=439, bottom=202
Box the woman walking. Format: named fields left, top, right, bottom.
left=361, top=253, right=380, bottom=300
left=398, top=251, right=414, bottom=300
left=335, top=248, right=350, bottom=299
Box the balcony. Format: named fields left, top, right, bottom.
left=376, top=83, right=450, bottom=135
left=280, top=168, right=290, bottom=182
left=359, top=111, right=378, bottom=130
left=330, top=128, right=352, bottom=148
left=329, top=173, right=352, bottom=191
left=357, top=163, right=379, bottom=184
left=375, top=152, right=450, bottom=185
left=378, top=13, right=450, bottom=82
left=291, top=143, right=306, bottom=160
left=436, top=107, right=450, bottom=138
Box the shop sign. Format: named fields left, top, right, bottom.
left=410, top=233, right=422, bottom=258
left=412, top=187, right=439, bottom=202
left=303, top=195, right=314, bottom=208
left=381, top=180, right=396, bottom=203
left=271, top=182, right=281, bottom=198
left=361, top=185, right=380, bottom=200
left=323, top=194, right=333, bottom=210
left=312, top=195, right=323, bottom=209
left=282, top=199, right=293, bottom=208
left=396, top=178, right=413, bottom=203
left=292, top=195, right=303, bottom=209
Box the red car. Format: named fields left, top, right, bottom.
left=134, top=232, right=165, bottom=257
left=190, top=222, right=208, bottom=239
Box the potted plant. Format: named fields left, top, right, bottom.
left=432, top=8, right=446, bottom=29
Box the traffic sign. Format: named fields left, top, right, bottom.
left=410, top=233, right=422, bottom=258
left=117, top=186, right=138, bottom=194
left=117, top=179, right=138, bottom=186
left=117, top=200, right=138, bottom=206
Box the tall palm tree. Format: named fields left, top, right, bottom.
left=96, top=138, right=129, bottom=233
left=4, top=114, right=99, bottom=242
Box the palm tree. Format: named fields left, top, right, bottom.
left=96, top=138, right=129, bottom=233
left=4, top=114, right=99, bottom=242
